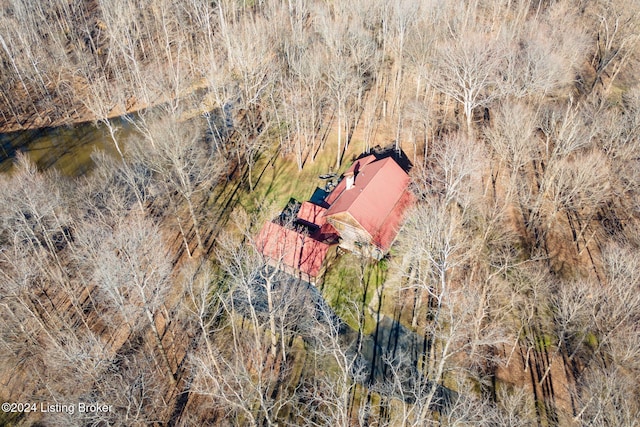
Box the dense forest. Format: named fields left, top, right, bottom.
left=1, top=0, right=639, bottom=425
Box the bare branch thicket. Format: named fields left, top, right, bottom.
left=129, top=107, right=226, bottom=256
left=277, top=13, right=330, bottom=169
left=0, top=155, right=120, bottom=406
left=391, top=126, right=554, bottom=424
left=583, top=0, right=640, bottom=93
left=315, top=4, right=377, bottom=168
left=75, top=208, right=178, bottom=389
left=292, top=296, right=369, bottom=427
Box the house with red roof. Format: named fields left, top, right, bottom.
left=324, top=155, right=413, bottom=259
left=255, top=152, right=413, bottom=283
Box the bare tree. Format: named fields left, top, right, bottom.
left=430, top=33, right=502, bottom=137
left=131, top=108, right=224, bottom=256
left=294, top=296, right=369, bottom=427
left=80, top=73, right=128, bottom=160
left=498, top=16, right=585, bottom=101
left=574, top=365, right=640, bottom=426
left=187, top=224, right=305, bottom=426
left=76, top=212, right=177, bottom=386
left=585, top=0, right=640, bottom=93
left=316, top=8, right=376, bottom=167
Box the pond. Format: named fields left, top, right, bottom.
left=0, top=116, right=137, bottom=176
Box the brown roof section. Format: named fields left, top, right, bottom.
left=325, top=156, right=413, bottom=251
left=255, top=221, right=331, bottom=278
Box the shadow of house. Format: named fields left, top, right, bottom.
left=354, top=315, right=457, bottom=412
left=232, top=272, right=456, bottom=414
left=354, top=144, right=413, bottom=174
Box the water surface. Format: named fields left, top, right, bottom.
left=0, top=117, right=135, bottom=176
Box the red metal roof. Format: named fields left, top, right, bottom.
left=325, top=155, right=377, bottom=205
left=370, top=189, right=414, bottom=251
left=325, top=156, right=412, bottom=252
left=297, top=201, right=329, bottom=226
left=255, top=221, right=331, bottom=278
